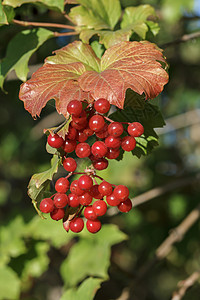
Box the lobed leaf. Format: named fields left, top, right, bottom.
left=2, top=0, right=64, bottom=12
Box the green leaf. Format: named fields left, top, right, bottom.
left=0, top=266, right=20, bottom=300
left=0, top=3, right=14, bottom=25
left=0, top=28, right=54, bottom=89
left=60, top=277, right=103, bottom=300
left=121, top=5, right=159, bottom=39
left=69, top=0, right=121, bottom=30
left=91, top=41, right=105, bottom=59
left=2, top=0, right=64, bottom=12
left=60, top=224, right=127, bottom=287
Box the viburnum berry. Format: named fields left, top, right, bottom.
left=113, top=185, right=129, bottom=201
left=121, top=136, right=136, bottom=152
left=71, top=120, right=88, bottom=131
left=69, top=217, right=84, bottom=233
left=106, top=193, right=121, bottom=206
left=128, top=122, right=144, bottom=137
left=78, top=192, right=93, bottom=205
left=93, top=158, right=108, bottom=170
left=65, top=125, right=77, bottom=140
left=89, top=185, right=103, bottom=199
left=54, top=193, right=68, bottom=208
left=68, top=193, right=80, bottom=207
left=63, top=139, right=77, bottom=153
left=55, top=177, right=70, bottom=193
left=91, top=141, right=107, bottom=158
left=47, top=133, right=64, bottom=149
left=93, top=200, right=107, bottom=216
left=78, top=175, right=93, bottom=190
left=98, top=181, right=113, bottom=196
left=105, top=135, right=121, bottom=148
left=50, top=208, right=65, bottom=221
left=40, top=198, right=54, bottom=213
left=63, top=157, right=77, bottom=172
left=75, top=142, right=91, bottom=158
left=70, top=180, right=85, bottom=196
left=83, top=127, right=94, bottom=137
left=94, top=98, right=110, bottom=114
left=95, top=123, right=109, bottom=139
left=84, top=206, right=97, bottom=220
left=108, top=122, right=124, bottom=137
left=86, top=219, right=101, bottom=233
left=106, top=147, right=120, bottom=159
left=77, top=131, right=88, bottom=143
left=89, top=115, right=105, bottom=132
left=72, top=110, right=87, bottom=125
left=67, top=100, right=83, bottom=116
left=118, top=198, right=132, bottom=212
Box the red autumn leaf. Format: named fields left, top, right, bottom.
left=79, top=41, right=169, bottom=108
left=19, top=62, right=91, bottom=118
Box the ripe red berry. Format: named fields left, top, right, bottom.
left=127, top=122, right=144, bottom=137
left=77, top=131, right=88, bottom=143
left=40, top=198, right=54, bottom=213
left=106, top=193, right=121, bottom=206
left=105, top=136, right=121, bottom=148
left=65, top=125, right=77, bottom=140
left=106, top=147, right=120, bottom=159
left=78, top=175, right=93, bottom=190
left=54, top=193, right=68, bottom=208
left=118, top=198, right=132, bottom=212
left=91, top=141, right=107, bottom=158
left=93, top=158, right=108, bottom=170
left=70, top=180, right=85, bottom=196
left=86, top=219, right=101, bottom=233
left=75, top=143, right=91, bottom=158
left=89, top=185, right=103, bottom=199
left=98, top=181, right=113, bottom=196
left=67, top=100, right=83, bottom=116
left=84, top=206, right=97, bottom=220
left=78, top=192, right=93, bottom=205
left=95, top=123, right=109, bottom=139
left=108, top=122, right=124, bottom=137
left=47, top=134, right=64, bottom=148
left=63, top=157, right=77, bottom=172
left=121, top=136, right=136, bottom=152
left=50, top=208, right=65, bottom=220
left=93, top=200, right=107, bottom=216
left=55, top=177, right=70, bottom=193
left=89, top=115, right=105, bottom=132
left=113, top=185, right=129, bottom=201
left=68, top=193, right=80, bottom=207
left=94, top=98, right=110, bottom=114
left=71, top=120, right=88, bottom=130
left=72, top=110, right=87, bottom=125
left=83, top=127, right=94, bottom=137
left=63, top=139, right=77, bottom=153
left=69, top=217, right=84, bottom=233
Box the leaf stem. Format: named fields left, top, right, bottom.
left=12, top=19, right=76, bottom=30
left=53, top=31, right=79, bottom=37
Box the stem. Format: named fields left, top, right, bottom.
left=12, top=19, right=76, bottom=30
left=53, top=31, right=79, bottom=37
left=103, top=115, right=114, bottom=123
left=161, top=30, right=200, bottom=48
left=32, top=200, right=46, bottom=220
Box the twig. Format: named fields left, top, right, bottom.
left=53, top=31, right=78, bottom=37
left=12, top=19, right=76, bottom=30
left=161, top=31, right=200, bottom=48
left=171, top=271, right=200, bottom=300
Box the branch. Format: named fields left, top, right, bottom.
left=53, top=31, right=78, bottom=37
left=161, top=31, right=200, bottom=48
left=171, top=271, right=200, bottom=300
left=12, top=19, right=76, bottom=30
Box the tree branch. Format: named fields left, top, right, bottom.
left=161, top=31, right=200, bottom=48
left=12, top=19, right=76, bottom=30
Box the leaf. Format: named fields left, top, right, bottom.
left=121, top=5, right=159, bottom=39
left=60, top=224, right=127, bottom=287
left=91, top=41, right=105, bottom=59
left=69, top=0, right=121, bottom=30
left=60, top=278, right=103, bottom=300
left=44, top=117, right=71, bottom=140
left=0, top=266, right=20, bottom=300
left=0, top=3, right=14, bottom=25
left=2, top=0, right=64, bottom=12
left=79, top=41, right=169, bottom=108
left=0, top=28, right=53, bottom=89
left=0, top=2, right=8, bottom=25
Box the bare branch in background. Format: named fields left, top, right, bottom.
left=161, top=31, right=200, bottom=48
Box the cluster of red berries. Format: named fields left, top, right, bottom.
left=40, top=99, right=144, bottom=233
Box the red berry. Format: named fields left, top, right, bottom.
left=72, top=110, right=87, bottom=125
left=63, top=157, right=77, bottom=172
left=67, top=100, right=82, bottom=116
left=68, top=193, right=80, bottom=207
left=70, top=180, right=85, bottom=196
left=128, top=122, right=144, bottom=137
left=71, top=120, right=88, bottom=130
left=89, top=185, right=103, bottom=199
left=65, top=125, right=77, bottom=140
left=105, top=135, right=121, bottom=148
left=84, top=206, right=97, bottom=220
left=47, top=134, right=64, bottom=148
left=91, top=141, right=107, bottom=158
left=113, top=185, right=129, bottom=201
left=93, top=158, right=108, bottom=170
left=118, top=198, right=132, bottom=212
left=63, top=139, right=77, bottom=153
left=106, top=148, right=120, bottom=159
left=40, top=198, right=54, bottom=213
left=69, top=217, right=84, bottom=233
left=78, top=192, right=93, bottom=205
left=98, top=181, right=113, bottom=196
left=78, top=175, right=93, bottom=190
left=54, top=193, right=68, bottom=208
left=106, top=193, right=121, bottom=206
left=55, top=177, right=70, bottom=193
left=89, top=115, right=105, bottom=132
left=94, top=98, right=110, bottom=114
left=108, top=122, right=124, bottom=137
left=93, top=200, right=107, bottom=216
left=83, top=127, right=94, bottom=137
left=75, top=143, right=91, bottom=158
left=86, top=219, right=101, bottom=233
left=77, top=131, right=88, bottom=143
left=121, top=136, right=136, bottom=152
left=95, top=123, right=109, bottom=139
left=50, top=208, right=65, bottom=220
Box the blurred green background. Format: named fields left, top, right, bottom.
left=0, top=0, right=200, bottom=299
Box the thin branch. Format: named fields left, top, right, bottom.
left=53, top=31, right=78, bottom=37
left=161, top=31, right=200, bottom=48
left=171, top=271, right=200, bottom=300
left=63, top=13, right=77, bottom=25
left=12, top=19, right=76, bottom=30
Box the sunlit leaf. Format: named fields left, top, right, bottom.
left=2, top=0, right=64, bottom=12
left=0, top=266, right=20, bottom=300
left=0, top=3, right=14, bottom=25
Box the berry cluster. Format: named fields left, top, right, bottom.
left=40, top=99, right=144, bottom=233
